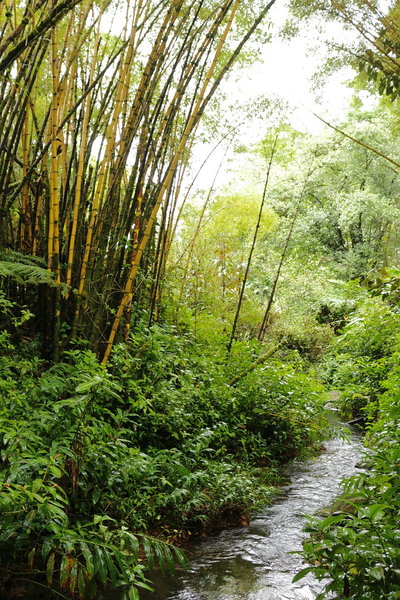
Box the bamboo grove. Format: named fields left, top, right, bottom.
left=0, top=0, right=278, bottom=362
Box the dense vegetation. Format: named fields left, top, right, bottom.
left=0, top=309, right=329, bottom=598
left=2, top=0, right=400, bottom=598
left=296, top=288, right=400, bottom=599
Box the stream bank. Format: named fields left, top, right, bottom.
left=117, top=431, right=363, bottom=600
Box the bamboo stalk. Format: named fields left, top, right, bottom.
left=102, top=0, right=241, bottom=364
left=66, top=20, right=101, bottom=286
left=20, top=108, right=31, bottom=251
left=0, top=0, right=83, bottom=72
left=229, top=343, right=282, bottom=386
left=49, top=25, right=61, bottom=283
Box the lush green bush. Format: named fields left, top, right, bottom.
left=0, top=341, right=187, bottom=599
left=322, top=297, right=400, bottom=419
left=295, top=425, right=400, bottom=599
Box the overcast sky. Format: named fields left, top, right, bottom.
left=191, top=0, right=377, bottom=190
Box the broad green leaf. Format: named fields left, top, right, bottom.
left=292, top=566, right=316, bottom=583
left=77, top=567, right=87, bottom=599
left=142, top=538, right=154, bottom=569
left=42, top=538, right=54, bottom=560
left=80, top=541, right=94, bottom=577
left=59, top=555, right=69, bottom=587
left=69, top=558, right=78, bottom=594
left=94, top=546, right=107, bottom=584
left=127, top=586, right=140, bottom=600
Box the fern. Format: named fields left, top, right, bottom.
left=0, top=250, right=69, bottom=292
left=0, top=260, right=55, bottom=285
left=0, top=249, right=47, bottom=266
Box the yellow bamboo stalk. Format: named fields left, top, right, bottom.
left=32, top=151, right=48, bottom=256
left=92, top=0, right=143, bottom=246
left=164, top=158, right=187, bottom=260
left=76, top=14, right=137, bottom=297
left=114, top=0, right=144, bottom=159
left=76, top=0, right=165, bottom=303
left=153, top=0, right=232, bottom=145
left=124, top=191, right=142, bottom=340
left=102, top=0, right=241, bottom=364
left=66, top=20, right=101, bottom=286
left=20, top=107, right=30, bottom=251
left=110, top=0, right=184, bottom=182
left=49, top=25, right=61, bottom=283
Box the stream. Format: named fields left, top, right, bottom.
left=19, top=426, right=363, bottom=600
left=123, top=430, right=363, bottom=600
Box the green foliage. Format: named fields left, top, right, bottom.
left=296, top=289, right=400, bottom=600
left=0, top=345, right=186, bottom=598
left=295, top=422, right=400, bottom=599
left=0, top=323, right=328, bottom=597
left=0, top=250, right=55, bottom=286
left=323, top=296, right=400, bottom=418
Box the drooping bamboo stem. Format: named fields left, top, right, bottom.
left=258, top=163, right=313, bottom=342
left=229, top=343, right=282, bottom=386
left=175, top=142, right=231, bottom=321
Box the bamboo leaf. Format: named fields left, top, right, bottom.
left=103, top=549, right=118, bottom=586
left=80, top=541, right=94, bottom=576
left=173, top=547, right=188, bottom=570
left=142, top=538, right=154, bottom=569
left=69, top=558, right=78, bottom=594
left=59, top=554, right=69, bottom=588
left=124, top=531, right=140, bottom=559
left=42, top=539, right=53, bottom=561
left=77, top=567, right=87, bottom=599
left=27, top=546, right=36, bottom=569
left=127, top=586, right=140, bottom=600
left=94, top=546, right=107, bottom=584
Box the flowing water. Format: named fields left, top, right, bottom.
left=20, top=427, right=363, bottom=600
left=128, top=432, right=363, bottom=600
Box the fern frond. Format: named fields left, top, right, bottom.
left=0, top=250, right=71, bottom=293
left=0, top=261, right=55, bottom=285
left=0, top=249, right=46, bottom=267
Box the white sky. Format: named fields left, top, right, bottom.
left=190, top=0, right=378, bottom=190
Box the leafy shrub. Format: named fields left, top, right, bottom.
left=295, top=440, right=400, bottom=600
left=322, top=297, right=400, bottom=419
left=295, top=298, right=400, bottom=600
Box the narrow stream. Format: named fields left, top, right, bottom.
left=132, top=432, right=363, bottom=600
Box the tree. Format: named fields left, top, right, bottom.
left=288, top=0, right=400, bottom=99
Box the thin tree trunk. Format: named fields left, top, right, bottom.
left=258, top=165, right=313, bottom=342
left=226, top=136, right=277, bottom=354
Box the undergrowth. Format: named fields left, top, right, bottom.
left=0, top=322, right=328, bottom=599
